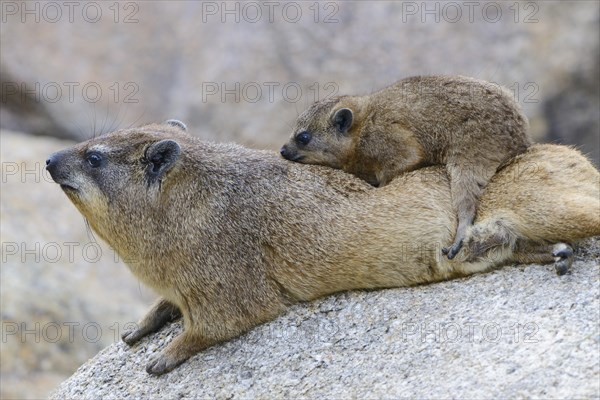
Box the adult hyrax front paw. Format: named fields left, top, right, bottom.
left=145, top=332, right=207, bottom=376
left=121, top=328, right=148, bottom=346
left=146, top=352, right=186, bottom=376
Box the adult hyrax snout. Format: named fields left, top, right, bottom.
left=47, top=122, right=599, bottom=375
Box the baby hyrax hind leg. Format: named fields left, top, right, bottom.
left=122, top=298, right=181, bottom=346
left=443, top=162, right=494, bottom=259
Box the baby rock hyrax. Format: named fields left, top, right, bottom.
left=46, top=121, right=598, bottom=375
left=281, top=75, right=532, bottom=259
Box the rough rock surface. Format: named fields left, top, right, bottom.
left=1, top=1, right=599, bottom=165
left=51, top=239, right=600, bottom=399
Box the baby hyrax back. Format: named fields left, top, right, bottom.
left=281, top=75, right=532, bottom=259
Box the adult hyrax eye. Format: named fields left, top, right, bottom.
left=86, top=152, right=103, bottom=168
left=295, top=131, right=312, bottom=146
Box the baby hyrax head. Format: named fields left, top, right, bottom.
left=281, top=96, right=361, bottom=169
left=45, top=120, right=187, bottom=244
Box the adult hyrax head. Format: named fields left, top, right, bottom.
left=45, top=120, right=186, bottom=249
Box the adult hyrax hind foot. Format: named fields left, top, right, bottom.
left=464, top=218, right=575, bottom=275
left=512, top=242, right=574, bottom=275
left=552, top=242, right=574, bottom=276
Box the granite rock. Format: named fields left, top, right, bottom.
left=51, top=239, right=600, bottom=399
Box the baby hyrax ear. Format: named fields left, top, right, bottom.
left=165, top=119, right=187, bottom=132
left=145, top=140, right=181, bottom=181
left=331, top=108, right=353, bottom=134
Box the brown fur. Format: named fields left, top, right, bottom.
left=281, top=75, right=533, bottom=258
left=46, top=123, right=598, bottom=375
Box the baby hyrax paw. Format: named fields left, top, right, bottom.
left=442, top=238, right=464, bottom=260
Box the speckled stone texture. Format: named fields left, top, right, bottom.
left=51, top=239, right=599, bottom=399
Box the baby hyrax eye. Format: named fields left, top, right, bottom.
left=86, top=152, right=103, bottom=168
left=295, top=131, right=312, bottom=146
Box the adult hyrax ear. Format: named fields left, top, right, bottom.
left=146, top=140, right=181, bottom=181
left=165, top=119, right=187, bottom=131
left=331, top=108, right=353, bottom=134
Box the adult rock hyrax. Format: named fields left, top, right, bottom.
left=46, top=121, right=599, bottom=375
left=280, top=75, right=532, bottom=259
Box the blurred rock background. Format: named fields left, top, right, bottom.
left=0, top=1, right=598, bottom=398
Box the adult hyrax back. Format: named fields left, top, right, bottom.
left=46, top=122, right=598, bottom=375
left=281, top=75, right=532, bottom=259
